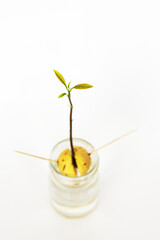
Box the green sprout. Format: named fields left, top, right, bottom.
left=53, top=69, right=93, bottom=169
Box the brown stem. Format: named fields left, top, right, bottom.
left=68, top=92, right=77, bottom=168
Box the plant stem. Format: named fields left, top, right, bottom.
left=68, top=91, right=77, bottom=168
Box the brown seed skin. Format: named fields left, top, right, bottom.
left=63, top=165, right=66, bottom=170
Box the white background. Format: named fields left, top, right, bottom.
left=0, top=0, right=160, bottom=239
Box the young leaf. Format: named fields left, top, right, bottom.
left=73, top=83, right=93, bottom=89
left=53, top=70, right=66, bottom=86
left=58, top=93, right=66, bottom=98
left=68, top=81, right=71, bottom=88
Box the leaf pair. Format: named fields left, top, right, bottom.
left=53, top=70, right=93, bottom=91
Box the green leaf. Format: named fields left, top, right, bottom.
left=53, top=70, right=66, bottom=86
left=73, top=83, right=93, bottom=89
left=58, top=93, right=66, bottom=98
left=68, top=81, right=71, bottom=88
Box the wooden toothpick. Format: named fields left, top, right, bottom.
left=89, top=129, right=136, bottom=155
left=14, top=150, right=57, bottom=163
left=14, top=129, right=136, bottom=163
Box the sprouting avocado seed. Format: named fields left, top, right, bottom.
left=58, top=149, right=77, bottom=177
left=58, top=146, right=91, bottom=177
left=74, top=146, right=91, bottom=175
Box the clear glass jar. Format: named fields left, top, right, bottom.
left=49, top=138, right=99, bottom=217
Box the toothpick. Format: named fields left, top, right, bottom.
left=89, top=129, right=136, bottom=155
left=14, top=150, right=57, bottom=163
left=14, top=129, right=136, bottom=163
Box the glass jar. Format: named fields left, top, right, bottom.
left=49, top=138, right=99, bottom=217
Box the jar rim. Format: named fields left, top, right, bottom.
left=49, top=138, right=99, bottom=181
